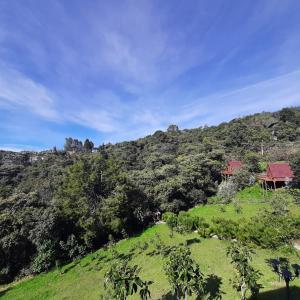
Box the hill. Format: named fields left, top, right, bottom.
left=1, top=186, right=300, bottom=299
left=0, top=107, right=300, bottom=288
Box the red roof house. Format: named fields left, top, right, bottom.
left=222, top=161, right=242, bottom=176
left=259, top=162, right=294, bottom=188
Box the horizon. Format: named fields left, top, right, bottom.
left=1, top=1, right=300, bottom=151
left=1, top=106, right=299, bottom=153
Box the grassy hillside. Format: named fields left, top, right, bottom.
left=1, top=186, right=300, bottom=300
left=1, top=108, right=300, bottom=284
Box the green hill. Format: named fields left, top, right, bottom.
left=1, top=186, right=300, bottom=300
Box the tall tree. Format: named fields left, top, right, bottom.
left=84, top=139, right=94, bottom=152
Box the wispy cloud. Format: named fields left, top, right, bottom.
left=0, top=1, right=300, bottom=149
left=0, top=66, right=59, bottom=120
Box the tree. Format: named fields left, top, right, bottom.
left=217, top=180, right=237, bottom=204
left=291, top=150, right=300, bottom=188
left=103, top=259, right=152, bottom=300
left=164, top=246, right=205, bottom=300
left=167, top=124, right=180, bottom=133
left=244, top=152, right=260, bottom=173
left=162, top=212, right=177, bottom=237
left=269, top=191, right=290, bottom=216
left=232, top=167, right=253, bottom=190
left=64, top=137, right=84, bottom=152
left=84, top=139, right=94, bottom=152
left=227, top=242, right=261, bottom=300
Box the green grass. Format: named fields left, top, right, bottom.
left=1, top=186, right=300, bottom=300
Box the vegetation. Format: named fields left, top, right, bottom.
left=227, top=242, right=261, bottom=300
left=0, top=187, right=300, bottom=299
left=103, top=257, right=152, bottom=300
left=0, top=107, right=300, bottom=298
left=164, top=246, right=204, bottom=299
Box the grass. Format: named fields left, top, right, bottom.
left=1, top=185, right=300, bottom=300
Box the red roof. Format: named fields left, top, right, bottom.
left=260, top=163, right=294, bottom=181
left=228, top=161, right=242, bottom=168
left=222, top=160, right=242, bottom=175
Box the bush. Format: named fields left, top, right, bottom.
left=239, top=213, right=300, bottom=249
left=196, top=218, right=211, bottom=238
left=177, top=212, right=199, bottom=233
left=210, top=218, right=239, bottom=240
left=217, top=180, right=237, bottom=204
left=269, top=191, right=291, bottom=216
left=231, top=167, right=254, bottom=190
left=289, top=189, right=300, bottom=205
left=31, top=241, right=55, bottom=274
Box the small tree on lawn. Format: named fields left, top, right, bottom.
left=217, top=180, right=237, bottom=204
left=163, top=212, right=178, bottom=237
left=227, top=242, right=262, bottom=300
left=164, top=246, right=205, bottom=300
left=103, top=258, right=152, bottom=300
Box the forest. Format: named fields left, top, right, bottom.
left=0, top=107, right=300, bottom=286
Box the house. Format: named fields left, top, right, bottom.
left=259, top=162, right=294, bottom=189
left=222, top=160, right=242, bottom=180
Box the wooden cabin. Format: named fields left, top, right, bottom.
left=222, top=161, right=242, bottom=180
left=259, top=162, right=294, bottom=189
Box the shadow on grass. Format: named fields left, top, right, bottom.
left=60, top=260, right=81, bottom=274
left=258, top=286, right=300, bottom=300
left=185, top=237, right=201, bottom=246
left=161, top=291, right=176, bottom=300
left=202, top=274, right=224, bottom=300
left=161, top=274, right=224, bottom=300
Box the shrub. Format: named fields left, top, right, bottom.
left=162, top=212, right=177, bottom=236
left=211, top=218, right=239, bottom=240
left=196, top=218, right=211, bottom=238
left=269, top=191, right=291, bottom=216
left=232, top=167, right=254, bottom=190
left=31, top=240, right=55, bottom=274
left=289, top=189, right=300, bottom=205
left=239, top=213, right=300, bottom=249
left=177, top=212, right=199, bottom=233
left=217, top=180, right=237, bottom=204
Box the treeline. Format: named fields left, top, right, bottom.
left=0, top=107, right=300, bottom=283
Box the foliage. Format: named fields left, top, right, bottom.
left=231, top=167, right=254, bottom=190
left=103, top=259, right=152, bottom=300
left=238, top=212, right=300, bottom=249
left=176, top=212, right=199, bottom=233
left=227, top=242, right=262, bottom=300
left=164, top=246, right=205, bottom=299
left=217, top=180, right=237, bottom=204
left=162, top=212, right=177, bottom=237
left=211, top=218, right=239, bottom=240
left=289, top=189, right=300, bottom=205
left=0, top=107, right=300, bottom=283
left=268, top=191, right=291, bottom=216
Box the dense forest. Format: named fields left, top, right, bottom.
left=0, top=107, right=300, bottom=284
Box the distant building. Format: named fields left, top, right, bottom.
left=259, top=162, right=294, bottom=189
left=222, top=161, right=242, bottom=180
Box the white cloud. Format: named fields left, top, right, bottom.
left=0, top=67, right=59, bottom=120
left=0, top=144, right=42, bottom=152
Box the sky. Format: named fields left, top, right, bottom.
left=0, top=0, right=300, bottom=151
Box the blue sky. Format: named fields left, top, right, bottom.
left=1, top=0, right=300, bottom=151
